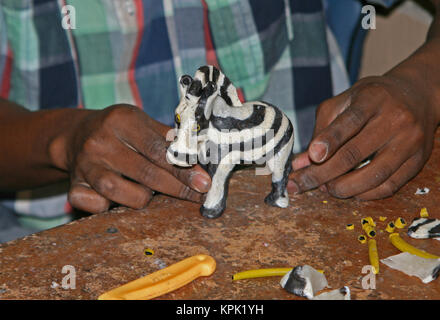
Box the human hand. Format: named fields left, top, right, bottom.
left=288, top=75, right=439, bottom=200
left=54, top=104, right=211, bottom=213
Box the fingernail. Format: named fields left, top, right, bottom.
left=287, top=180, right=299, bottom=195
left=310, top=142, right=328, bottom=163
left=190, top=172, right=211, bottom=193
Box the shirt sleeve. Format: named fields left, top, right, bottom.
left=367, top=0, right=400, bottom=8
left=0, top=5, right=11, bottom=98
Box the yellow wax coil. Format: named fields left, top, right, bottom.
left=232, top=268, right=323, bottom=281
left=395, top=217, right=407, bottom=229
left=358, top=235, right=367, bottom=244
left=420, top=208, right=429, bottom=218
left=389, top=233, right=439, bottom=259
left=379, top=216, right=387, bottom=222
left=232, top=268, right=292, bottom=280
left=386, top=222, right=395, bottom=233
left=364, top=225, right=376, bottom=238
left=361, top=217, right=376, bottom=228
left=98, top=254, right=216, bottom=300
left=346, top=224, right=354, bottom=230
left=368, top=239, right=379, bottom=274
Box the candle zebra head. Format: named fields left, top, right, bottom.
left=166, top=65, right=241, bottom=167
left=167, top=65, right=295, bottom=219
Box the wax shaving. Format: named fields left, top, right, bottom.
left=312, top=286, right=351, bottom=300
left=356, top=159, right=371, bottom=169
left=415, top=187, right=430, bottom=195
left=407, top=218, right=440, bottom=240
left=381, top=252, right=440, bottom=283
left=280, top=265, right=328, bottom=299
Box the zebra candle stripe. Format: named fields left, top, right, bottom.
left=167, top=65, right=295, bottom=219
left=408, top=218, right=440, bottom=239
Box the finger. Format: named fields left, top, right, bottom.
left=290, top=116, right=387, bottom=193
left=308, top=91, right=381, bottom=163
left=325, top=134, right=418, bottom=198
left=355, top=152, right=425, bottom=200
left=108, top=143, right=206, bottom=203
left=68, top=182, right=111, bottom=214
left=118, top=123, right=211, bottom=193
left=291, top=152, right=311, bottom=171
left=288, top=152, right=311, bottom=193
left=312, top=90, right=352, bottom=139
left=85, top=166, right=153, bottom=210
left=149, top=118, right=173, bottom=137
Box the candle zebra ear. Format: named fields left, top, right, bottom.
left=179, top=75, right=193, bottom=96
left=199, top=81, right=218, bottom=120
left=179, top=75, right=192, bottom=86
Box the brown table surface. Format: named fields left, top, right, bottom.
left=1, top=134, right=440, bottom=300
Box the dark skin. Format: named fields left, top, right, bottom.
left=288, top=0, right=440, bottom=200
left=0, top=102, right=210, bottom=213
left=1, top=1, right=440, bottom=214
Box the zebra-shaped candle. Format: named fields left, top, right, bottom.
left=166, top=66, right=295, bottom=218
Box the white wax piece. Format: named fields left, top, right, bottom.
left=381, top=252, right=440, bottom=283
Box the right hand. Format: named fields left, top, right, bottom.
left=52, top=104, right=211, bottom=214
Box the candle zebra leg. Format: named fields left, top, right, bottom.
left=264, top=139, right=294, bottom=208
left=199, top=162, right=235, bottom=219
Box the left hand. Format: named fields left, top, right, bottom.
left=288, top=74, right=439, bottom=200
left=59, top=105, right=210, bottom=214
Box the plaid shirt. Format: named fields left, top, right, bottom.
left=0, top=0, right=392, bottom=228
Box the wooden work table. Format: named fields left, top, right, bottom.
left=1, top=134, right=440, bottom=300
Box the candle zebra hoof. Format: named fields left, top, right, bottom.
left=200, top=205, right=224, bottom=219
left=167, top=65, right=295, bottom=218
left=264, top=170, right=292, bottom=208
left=264, top=192, right=289, bottom=208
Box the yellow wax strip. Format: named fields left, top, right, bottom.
left=144, top=248, right=154, bottom=256
left=232, top=268, right=323, bottom=280
left=362, top=217, right=376, bottom=228
left=420, top=207, right=429, bottom=218
left=389, top=233, right=439, bottom=260
left=368, top=239, right=379, bottom=274
left=358, top=235, right=367, bottom=244
left=394, top=217, right=406, bottom=229
left=364, top=225, right=376, bottom=238
left=385, top=222, right=395, bottom=233
left=98, top=254, right=216, bottom=300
